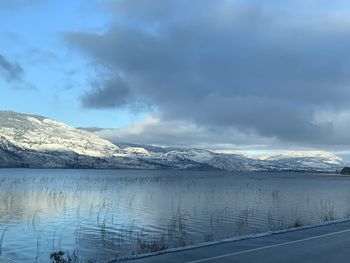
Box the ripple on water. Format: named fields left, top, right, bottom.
left=0, top=169, right=349, bottom=262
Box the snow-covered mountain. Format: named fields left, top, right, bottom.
left=114, top=142, right=344, bottom=172
left=0, top=111, right=122, bottom=157
left=0, top=111, right=152, bottom=169
left=259, top=151, right=344, bottom=171
left=0, top=111, right=344, bottom=172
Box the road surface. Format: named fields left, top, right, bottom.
left=125, top=220, right=350, bottom=263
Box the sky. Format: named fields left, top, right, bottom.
left=1, top=0, right=350, bottom=158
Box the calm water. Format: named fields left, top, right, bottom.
left=0, top=169, right=349, bottom=262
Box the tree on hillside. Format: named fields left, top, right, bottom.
left=340, top=167, right=350, bottom=175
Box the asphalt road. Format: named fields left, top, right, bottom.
left=126, top=220, right=350, bottom=263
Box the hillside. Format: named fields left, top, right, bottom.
left=0, top=111, right=345, bottom=172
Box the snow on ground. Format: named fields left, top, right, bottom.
left=0, top=111, right=345, bottom=171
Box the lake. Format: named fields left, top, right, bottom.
left=0, top=169, right=349, bottom=262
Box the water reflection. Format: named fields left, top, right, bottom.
left=0, top=169, right=349, bottom=262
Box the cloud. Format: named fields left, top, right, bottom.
left=0, top=54, right=23, bottom=82
left=95, top=116, right=278, bottom=149
left=65, top=0, right=350, bottom=147
left=81, top=76, right=132, bottom=108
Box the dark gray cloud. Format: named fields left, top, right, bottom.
left=0, top=54, right=23, bottom=82
left=82, top=76, right=132, bottom=108
left=65, top=0, right=350, bottom=147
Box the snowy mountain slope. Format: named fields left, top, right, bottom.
left=116, top=143, right=344, bottom=172
left=0, top=111, right=345, bottom=171
left=260, top=151, right=343, bottom=171
left=263, top=151, right=342, bottom=164
left=0, top=111, right=122, bottom=157
left=0, top=111, right=154, bottom=169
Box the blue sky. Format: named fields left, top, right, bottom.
left=2, top=0, right=350, bottom=157
left=0, top=0, right=147, bottom=128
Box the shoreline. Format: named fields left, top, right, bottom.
left=106, top=218, right=350, bottom=262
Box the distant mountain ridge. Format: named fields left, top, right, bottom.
left=0, top=111, right=344, bottom=172
left=116, top=144, right=344, bottom=172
